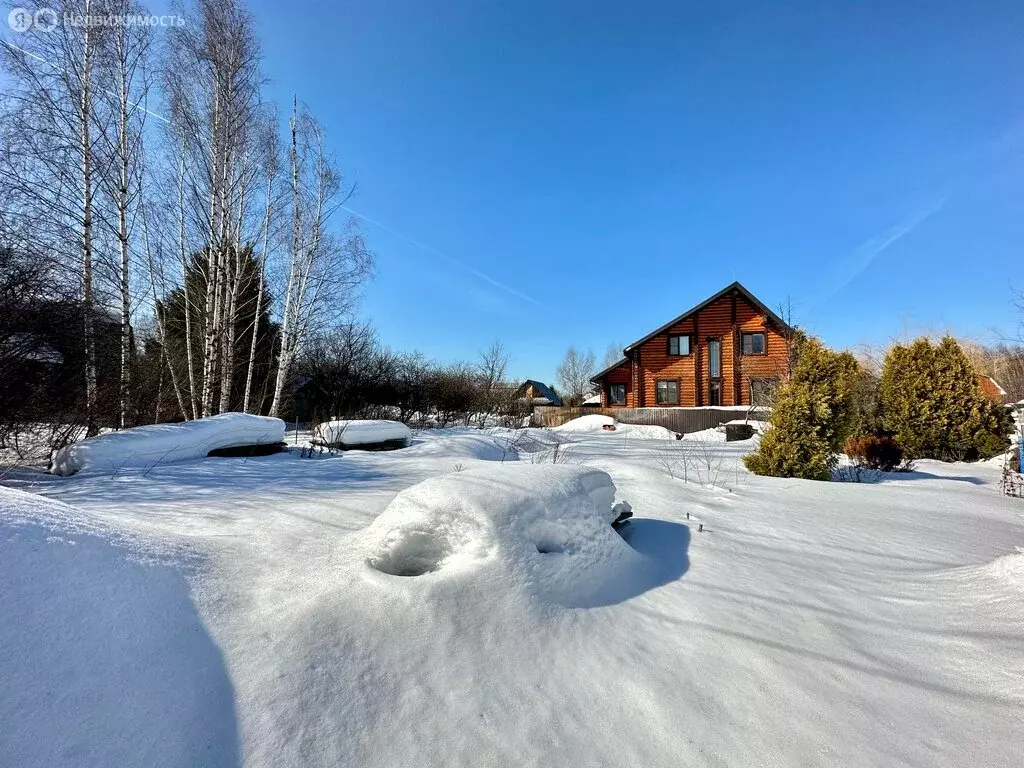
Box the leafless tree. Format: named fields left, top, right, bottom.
left=94, top=0, right=153, bottom=427
left=165, top=0, right=264, bottom=416
left=475, top=339, right=511, bottom=426
left=1, top=0, right=108, bottom=434
left=602, top=343, right=623, bottom=369
left=268, top=99, right=373, bottom=417
left=243, top=109, right=283, bottom=412
left=556, top=346, right=596, bottom=406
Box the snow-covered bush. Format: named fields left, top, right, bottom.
left=50, top=413, right=286, bottom=476
left=312, top=419, right=412, bottom=449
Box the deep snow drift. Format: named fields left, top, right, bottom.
left=361, top=465, right=646, bottom=606
left=312, top=419, right=412, bottom=449
left=0, top=487, right=236, bottom=767
left=50, top=413, right=285, bottom=476
left=3, top=425, right=1023, bottom=767
left=552, top=414, right=677, bottom=440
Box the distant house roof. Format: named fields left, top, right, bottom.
left=5, top=333, right=63, bottom=364
left=517, top=380, right=562, bottom=406
left=977, top=374, right=1009, bottom=403
left=624, top=281, right=793, bottom=353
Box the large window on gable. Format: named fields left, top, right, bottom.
left=667, top=334, right=691, bottom=356
left=742, top=332, right=766, bottom=355
left=608, top=383, right=627, bottom=405
left=655, top=380, right=679, bottom=405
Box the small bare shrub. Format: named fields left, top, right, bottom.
left=843, top=435, right=904, bottom=471
left=1002, top=443, right=1023, bottom=498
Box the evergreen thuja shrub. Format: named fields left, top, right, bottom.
left=880, top=337, right=1013, bottom=461
left=744, top=338, right=859, bottom=481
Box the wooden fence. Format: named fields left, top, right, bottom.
left=530, top=406, right=766, bottom=434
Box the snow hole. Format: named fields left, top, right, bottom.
left=369, top=529, right=451, bottom=577
left=534, top=538, right=567, bottom=555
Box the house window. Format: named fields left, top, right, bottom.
left=749, top=377, right=779, bottom=407
left=709, top=380, right=722, bottom=406
left=742, top=332, right=766, bottom=355
left=667, top=334, right=691, bottom=356
left=655, top=380, right=679, bottom=405
left=608, top=383, right=627, bottom=405
left=708, top=339, right=721, bottom=378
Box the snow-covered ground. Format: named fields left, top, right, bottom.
left=2, top=424, right=1022, bottom=767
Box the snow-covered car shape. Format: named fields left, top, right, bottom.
left=50, top=413, right=286, bottom=476
left=359, top=464, right=640, bottom=607
left=311, top=419, right=412, bottom=451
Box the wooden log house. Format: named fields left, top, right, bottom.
left=591, top=282, right=793, bottom=408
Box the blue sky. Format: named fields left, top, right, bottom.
left=252, top=0, right=1022, bottom=382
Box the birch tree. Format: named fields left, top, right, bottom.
left=165, top=0, right=263, bottom=415
left=0, top=0, right=107, bottom=435
left=95, top=0, right=153, bottom=428
left=243, top=110, right=282, bottom=413
left=268, top=99, right=373, bottom=417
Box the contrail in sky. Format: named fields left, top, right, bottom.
left=341, top=205, right=547, bottom=309
left=832, top=193, right=949, bottom=296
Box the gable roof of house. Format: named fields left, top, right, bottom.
left=590, top=357, right=628, bottom=383
left=977, top=374, right=1008, bottom=401
left=519, top=379, right=562, bottom=406
left=623, top=281, right=793, bottom=354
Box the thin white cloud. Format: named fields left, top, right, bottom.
left=341, top=205, right=548, bottom=310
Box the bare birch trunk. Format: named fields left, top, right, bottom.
left=116, top=42, right=132, bottom=429
left=268, top=97, right=302, bottom=418
left=200, top=85, right=222, bottom=418
left=177, top=141, right=199, bottom=419
left=243, top=162, right=275, bottom=413
left=80, top=5, right=98, bottom=436
left=219, top=156, right=248, bottom=413
left=142, top=210, right=189, bottom=421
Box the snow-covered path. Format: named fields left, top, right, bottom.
left=2, top=428, right=1022, bottom=767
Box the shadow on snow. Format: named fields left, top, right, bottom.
left=0, top=524, right=240, bottom=767
left=577, top=518, right=691, bottom=608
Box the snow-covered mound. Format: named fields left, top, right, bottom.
left=550, top=415, right=676, bottom=440
left=50, top=413, right=285, bottom=476
left=683, top=426, right=728, bottom=442
left=312, top=419, right=412, bottom=449
left=0, top=487, right=236, bottom=766
left=619, top=423, right=677, bottom=439
left=359, top=464, right=641, bottom=606
left=552, top=414, right=617, bottom=432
